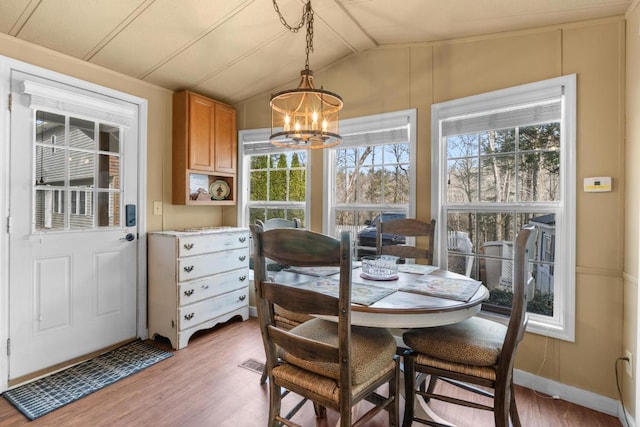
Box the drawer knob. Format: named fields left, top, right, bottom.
left=239, top=275, right=247, bottom=281
left=183, top=265, right=194, bottom=273
left=239, top=255, right=246, bottom=262
left=239, top=236, right=246, bottom=243
left=184, top=313, right=194, bottom=321
left=239, top=295, right=246, bottom=301
left=184, top=289, right=194, bottom=297
left=183, top=243, right=194, bottom=250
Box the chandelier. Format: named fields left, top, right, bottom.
left=270, top=0, right=343, bottom=149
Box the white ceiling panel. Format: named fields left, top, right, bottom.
left=88, top=0, right=253, bottom=78
left=14, top=0, right=150, bottom=59
left=143, top=0, right=308, bottom=90
left=194, top=31, right=351, bottom=104
left=0, top=0, right=35, bottom=34
left=341, top=0, right=631, bottom=44
left=0, top=0, right=633, bottom=104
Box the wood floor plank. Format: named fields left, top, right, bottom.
left=0, top=317, right=622, bottom=426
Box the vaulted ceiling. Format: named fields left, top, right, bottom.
left=0, top=0, right=632, bottom=105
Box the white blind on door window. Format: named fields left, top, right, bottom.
left=22, top=80, right=137, bottom=127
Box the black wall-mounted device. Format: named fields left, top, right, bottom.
left=126, top=204, right=136, bottom=227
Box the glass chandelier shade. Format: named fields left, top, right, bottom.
left=270, top=69, right=343, bottom=149
left=269, top=0, right=343, bottom=149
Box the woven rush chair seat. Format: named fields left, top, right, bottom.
left=283, top=318, right=397, bottom=385
left=274, top=359, right=397, bottom=405
left=403, top=317, right=507, bottom=367
left=251, top=225, right=400, bottom=427
left=402, top=225, right=538, bottom=427
left=403, top=317, right=508, bottom=383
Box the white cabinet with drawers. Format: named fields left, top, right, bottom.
left=148, top=227, right=250, bottom=349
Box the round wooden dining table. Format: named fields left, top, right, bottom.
left=270, top=265, right=489, bottom=329
left=349, top=268, right=488, bottom=328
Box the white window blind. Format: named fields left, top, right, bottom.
left=241, top=133, right=299, bottom=156
left=337, top=111, right=411, bottom=149
left=242, top=113, right=411, bottom=154
left=441, top=99, right=562, bottom=137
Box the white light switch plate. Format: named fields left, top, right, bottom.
left=153, top=201, right=163, bottom=215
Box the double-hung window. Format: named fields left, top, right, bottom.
left=238, top=129, right=310, bottom=227
left=324, top=109, right=416, bottom=257
left=432, top=75, right=576, bottom=341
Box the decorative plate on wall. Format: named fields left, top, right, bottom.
left=209, top=180, right=230, bottom=200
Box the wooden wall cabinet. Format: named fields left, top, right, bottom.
left=172, top=90, right=237, bottom=205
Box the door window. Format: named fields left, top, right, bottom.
left=34, top=110, right=122, bottom=231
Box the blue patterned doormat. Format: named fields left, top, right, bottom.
left=2, top=340, right=173, bottom=420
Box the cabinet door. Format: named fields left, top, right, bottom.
left=214, top=102, right=236, bottom=173
left=188, top=93, right=215, bottom=172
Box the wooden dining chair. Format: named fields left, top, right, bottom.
left=253, top=218, right=308, bottom=383
left=255, top=217, right=302, bottom=230
left=376, top=218, right=436, bottom=264
left=254, top=217, right=310, bottom=385
left=251, top=225, right=400, bottom=427
left=254, top=217, right=302, bottom=276
left=401, top=224, right=538, bottom=427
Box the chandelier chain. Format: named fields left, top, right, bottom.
left=272, top=0, right=314, bottom=70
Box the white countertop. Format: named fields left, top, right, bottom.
left=151, top=226, right=249, bottom=236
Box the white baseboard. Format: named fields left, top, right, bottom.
left=514, top=369, right=635, bottom=426
left=623, top=406, right=636, bottom=427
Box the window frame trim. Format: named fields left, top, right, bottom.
left=431, top=75, right=576, bottom=342
left=323, top=109, right=418, bottom=236
left=237, top=128, right=311, bottom=228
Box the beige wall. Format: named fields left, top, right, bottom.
left=0, top=12, right=632, bottom=410
left=237, top=17, right=627, bottom=401
left=0, top=33, right=228, bottom=233
left=626, top=1, right=640, bottom=419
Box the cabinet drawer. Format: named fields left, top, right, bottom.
left=178, top=232, right=249, bottom=257
left=178, top=269, right=249, bottom=306
left=178, top=247, right=248, bottom=281
left=178, top=288, right=248, bottom=331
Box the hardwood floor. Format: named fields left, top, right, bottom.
left=0, top=317, right=622, bottom=426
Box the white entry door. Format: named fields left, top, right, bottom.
left=8, top=70, right=139, bottom=380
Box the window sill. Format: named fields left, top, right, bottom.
left=478, top=308, right=574, bottom=342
